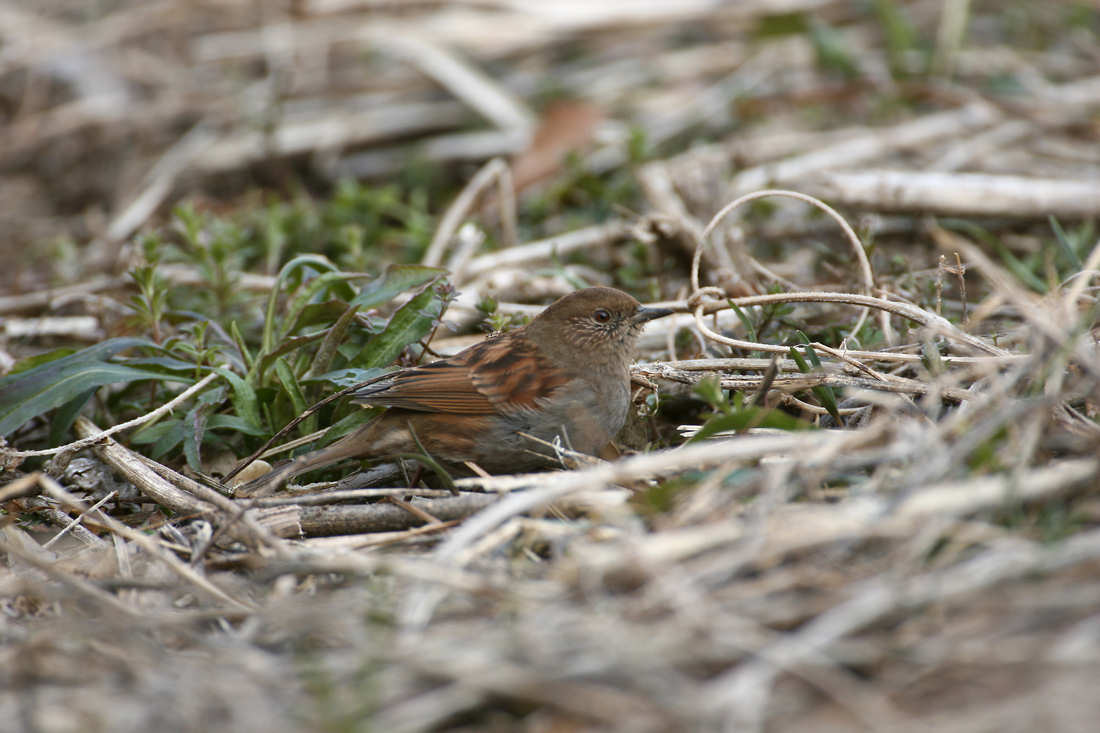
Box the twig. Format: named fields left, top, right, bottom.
left=364, top=29, right=535, bottom=133
left=2, top=316, right=102, bottom=340
left=726, top=102, right=999, bottom=197
left=387, top=495, right=445, bottom=526
left=38, top=475, right=255, bottom=611
left=422, top=157, right=515, bottom=269
left=193, top=101, right=470, bottom=173
left=254, top=487, right=457, bottom=506
left=135, top=453, right=291, bottom=555
left=693, top=189, right=888, bottom=346
left=106, top=122, right=214, bottom=242
left=70, top=417, right=216, bottom=517
left=295, top=521, right=459, bottom=550
left=686, top=289, right=1004, bottom=357
left=292, top=492, right=497, bottom=536
left=635, top=363, right=974, bottom=402
left=0, top=274, right=128, bottom=315
left=401, top=429, right=876, bottom=629
left=42, top=490, right=116, bottom=550
left=804, top=169, right=1100, bottom=218
left=463, top=221, right=633, bottom=279
left=707, top=524, right=1100, bottom=726
left=0, top=535, right=143, bottom=619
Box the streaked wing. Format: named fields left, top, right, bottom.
left=351, top=333, right=568, bottom=415
left=466, top=333, right=569, bottom=411
left=351, top=354, right=492, bottom=413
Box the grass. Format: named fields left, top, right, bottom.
left=2, top=3, right=1099, bottom=731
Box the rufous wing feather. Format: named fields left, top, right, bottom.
left=351, top=333, right=569, bottom=415
left=466, top=334, right=570, bottom=412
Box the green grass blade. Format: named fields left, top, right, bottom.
left=727, top=299, right=758, bottom=343
left=275, top=357, right=316, bottom=436
left=211, top=367, right=262, bottom=432
left=993, top=240, right=1048, bottom=294
left=357, top=281, right=445, bottom=369
left=0, top=338, right=191, bottom=436
left=350, top=264, right=446, bottom=310
left=1049, top=216, right=1083, bottom=270
left=281, top=271, right=364, bottom=339
left=308, top=303, right=361, bottom=379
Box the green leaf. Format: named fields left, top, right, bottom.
left=132, top=412, right=266, bottom=459
left=789, top=341, right=841, bottom=424
left=356, top=282, right=445, bottom=369
left=276, top=254, right=342, bottom=283
left=796, top=332, right=822, bottom=363
left=211, top=367, right=262, bottom=432
left=183, top=403, right=208, bottom=471
left=229, top=320, right=254, bottom=372
left=993, top=239, right=1048, bottom=294
left=305, top=367, right=390, bottom=389
left=206, top=413, right=266, bottom=436
left=727, top=299, right=757, bottom=343
left=692, top=375, right=730, bottom=414
left=131, top=419, right=175, bottom=445
left=1049, top=216, right=1083, bottom=270
left=251, top=331, right=328, bottom=383
left=288, top=300, right=358, bottom=333
left=282, top=271, right=363, bottom=339
left=788, top=345, right=811, bottom=373
left=122, top=355, right=204, bottom=373
left=262, top=254, right=340, bottom=356
left=349, top=265, right=446, bottom=310
left=687, top=407, right=810, bottom=443
left=0, top=338, right=192, bottom=437
left=308, top=303, right=361, bottom=379
left=7, top=347, right=77, bottom=376
left=49, top=389, right=96, bottom=445
left=275, top=357, right=316, bottom=436
left=131, top=418, right=187, bottom=458
left=811, top=382, right=841, bottom=425
left=197, top=385, right=228, bottom=406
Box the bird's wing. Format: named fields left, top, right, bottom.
left=351, top=333, right=568, bottom=415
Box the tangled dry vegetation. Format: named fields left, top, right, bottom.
left=2, top=2, right=1100, bottom=731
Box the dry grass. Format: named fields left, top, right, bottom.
left=2, top=2, right=1100, bottom=731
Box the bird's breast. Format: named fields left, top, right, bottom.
left=536, top=372, right=629, bottom=451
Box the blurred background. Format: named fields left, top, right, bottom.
left=4, top=0, right=1097, bottom=295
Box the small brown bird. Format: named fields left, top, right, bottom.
left=237, top=287, right=671, bottom=496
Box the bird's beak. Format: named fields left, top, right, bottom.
left=633, top=305, right=675, bottom=323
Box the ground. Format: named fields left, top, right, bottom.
left=1, top=2, right=1099, bottom=731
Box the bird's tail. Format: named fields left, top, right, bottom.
left=233, top=422, right=377, bottom=497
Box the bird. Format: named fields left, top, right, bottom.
left=235, top=287, right=672, bottom=496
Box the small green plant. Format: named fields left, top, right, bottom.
left=809, top=19, right=860, bottom=78
left=788, top=334, right=841, bottom=424
left=942, top=218, right=1096, bottom=296
left=872, top=0, right=930, bottom=77
left=476, top=295, right=527, bottom=334
left=687, top=374, right=810, bottom=443
left=128, top=236, right=171, bottom=343
left=0, top=197, right=455, bottom=476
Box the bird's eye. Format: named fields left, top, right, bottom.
left=593, top=308, right=611, bottom=323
